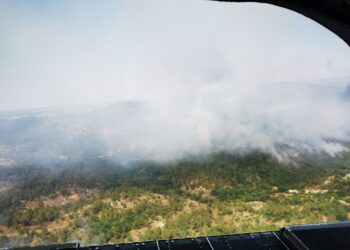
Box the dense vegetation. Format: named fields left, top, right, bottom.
left=1, top=151, right=350, bottom=247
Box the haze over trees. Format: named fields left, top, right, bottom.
left=1, top=151, right=350, bottom=247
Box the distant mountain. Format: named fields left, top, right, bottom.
left=0, top=102, right=155, bottom=167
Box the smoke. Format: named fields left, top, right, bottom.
left=127, top=79, right=350, bottom=161
left=0, top=0, right=350, bottom=164
left=1, top=79, right=350, bottom=165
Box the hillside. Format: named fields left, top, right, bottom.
left=1, top=151, right=350, bottom=247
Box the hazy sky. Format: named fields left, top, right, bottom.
left=0, top=0, right=350, bottom=111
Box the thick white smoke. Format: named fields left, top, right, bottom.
left=1, top=79, right=350, bottom=165
left=116, top=79, right=350, bottom=162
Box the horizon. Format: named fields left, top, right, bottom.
left=0, top=76, right=349, bottom=113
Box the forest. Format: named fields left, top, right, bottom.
left=1, top=151, right=350, bottom=247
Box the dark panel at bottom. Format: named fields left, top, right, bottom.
left=5, top=221, right=350, bottom=250
left=283, top=221, right=350, bottom=250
